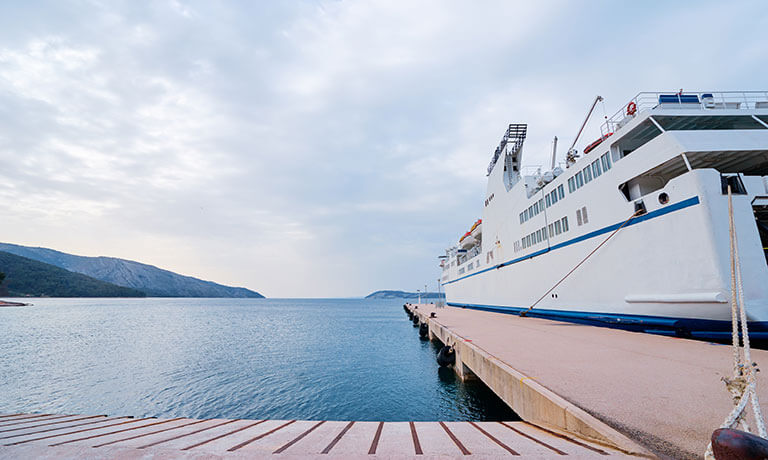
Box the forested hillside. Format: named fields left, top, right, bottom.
left=0, top=251, right=145, bottom=297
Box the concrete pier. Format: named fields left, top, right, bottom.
left=407, top=303, right=768, bottom=459
left=0, top=412, right=630, bottom=458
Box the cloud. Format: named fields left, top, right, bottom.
left=0, top=0, right=766, bottom=296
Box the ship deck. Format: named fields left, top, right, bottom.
left=407, top=303, right=768, bottom=460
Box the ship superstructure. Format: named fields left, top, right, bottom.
left=441, top=91, right=768, bottom=339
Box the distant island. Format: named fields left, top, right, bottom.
left=0, top=242, right=264, bottom=298
left=365, top=290, right=446, bottom=300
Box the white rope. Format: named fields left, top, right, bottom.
left=705, top=186, right=767, bottom=459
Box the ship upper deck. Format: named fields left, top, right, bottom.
left=601, top=91, right=768, bottom=137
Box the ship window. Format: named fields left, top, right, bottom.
left=539, top=198, right=545, bottom=210
left=554, top=220, right=562, bottom=235
left=558, top=184, right=565, bottom=199
left=601, top=153, right=612, bottom=171
left=535, top=229, right=540, bottom=243
left=568, top=177, right=575, bottom=193
left=582, top=206, right=588, bottom=224
left=519, top=213, right=524, bottom=224
left=533, top=202, right=539, bottom=214
left=459, top=267, right=465, bottom=275
left=575, top=172, right=584, bottom=188
left=576, top=209, right=583, bottom=226
left=548, top=223, right=554, bottom=238
left=552, top=190, right=559, bottom=205
left=542, top=226, right=548, bottom=240
left=562, top=216, right=569, bottom=232
left=654, top=115, right=766, bottom=131
left=583, top=166, right=592, bottom=184
left=545, top=194, right=551, bottom=208
left=592, top=159, right=602, bottom=178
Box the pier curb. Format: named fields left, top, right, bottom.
left=411, top=305, right=654, bottom=458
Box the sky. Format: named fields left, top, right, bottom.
left=0, top=1, right=766, bottom=297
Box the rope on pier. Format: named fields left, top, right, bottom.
left=520, top=208, right=641, bottom=317
left=705, top=186, right=767, bottom=459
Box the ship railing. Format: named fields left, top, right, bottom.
left=457, top=245, right=482, bottom=266
left=521, top=165, right=543, bottom=176
left=600, top=90, right=768, bottom=137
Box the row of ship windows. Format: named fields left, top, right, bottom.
left=455, top=206, right=586, bottom=270
left=567, top=153, right=612, bottom=193
left=545, top=185, right=565, bottom=208
left=513, top=216, right=570, bottom=252
left=519, top=197, right=545, bottom=224
left=521, top=152, right=613, bottom=226
left=518, top=184, right=565, bottom=224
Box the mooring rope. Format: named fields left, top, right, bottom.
left=705, top=186, right=767, bottom=459
left=520, top=208, right=641, bottom=317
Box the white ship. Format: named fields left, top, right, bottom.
left=440, top=91, right=768, bottom=339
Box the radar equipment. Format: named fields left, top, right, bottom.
left=487, top=124, right=527, bottom=176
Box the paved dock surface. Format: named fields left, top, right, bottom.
left=0, top=412, right=630, bottom=458
left=408, top=303, right=768, bottom=459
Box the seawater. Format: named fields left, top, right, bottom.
left=0, top=298, right=517, bottom=421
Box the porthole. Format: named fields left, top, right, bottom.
left=658, top=192, right=669, bottom=205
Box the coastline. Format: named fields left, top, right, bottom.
left=0, top=299, right=30, bottom=306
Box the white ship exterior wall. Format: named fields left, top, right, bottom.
left=443, top=121, right=768, bottom=323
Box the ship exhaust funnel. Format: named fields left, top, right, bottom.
left=550, top=136, right=558, bottom=170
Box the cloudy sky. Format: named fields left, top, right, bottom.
left=0, top=1, right=766, bottom=297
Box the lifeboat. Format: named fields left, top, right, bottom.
left=470, top=219, right=482, bottom=241
left=460, top=231, right=475, bottom=249
left=583, top=132, right=613, bottom=154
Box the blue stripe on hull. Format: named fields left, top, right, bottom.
left=447, top=302, right=768, bottom=341
left=443, top=196, right=701, bottom=286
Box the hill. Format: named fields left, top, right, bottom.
left=365, top=290, right=446, bottom=299
left=0, top=243, right=264, bottom=298
left=0, top=251, right=145, bottom=297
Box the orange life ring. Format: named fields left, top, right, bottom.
left=626, top=101, right=637, bottom=116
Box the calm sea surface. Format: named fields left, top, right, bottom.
left=0, top=298, right=517, bottom=421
